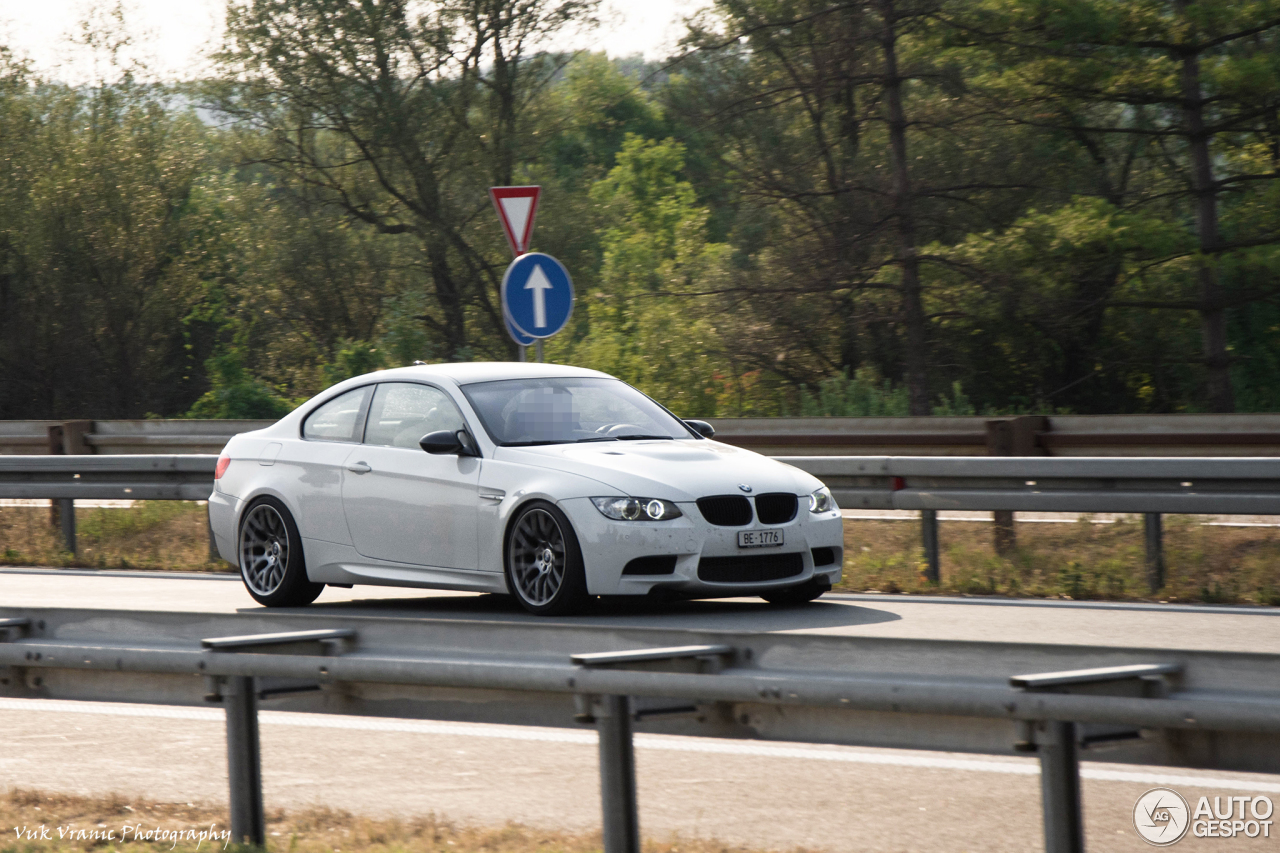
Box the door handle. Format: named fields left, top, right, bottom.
left=346, top=462, right=372, bottom=474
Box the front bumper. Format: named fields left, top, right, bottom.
left=559, top=497, right=843, bottom=597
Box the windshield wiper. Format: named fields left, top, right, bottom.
left=614, top=434, right=675, bottom=440
left=574, top=436, right=619, bottom=443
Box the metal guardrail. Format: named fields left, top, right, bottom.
left=1, top=607, right=1278, bottom=853
left=781, top=455, right=1280, bottom=589
left=9, top=452, right=1278, bottom=511
left=784, top=455, right=1280, bottom=514
left=0, top=420, right=267, bottom=456
left=13, top=414, right=1280, bottom=456
left=0, top=454, right=218, bottom=556
left=3, top=453, right=1280, bottom=588
left=0, top=454, right=216, bottom=500
left=709, top=413, right=1280, bottom=456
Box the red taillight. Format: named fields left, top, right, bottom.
left=214, top=454, right=231, bottom=480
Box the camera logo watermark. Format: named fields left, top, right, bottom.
left=1133, top=788, right=1275, bottom=845
left=1134, top=788, right=1190, bottom=846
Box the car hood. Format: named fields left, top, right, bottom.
left=494, top=439, right=821, bottom=502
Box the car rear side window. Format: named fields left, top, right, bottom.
left=364, top=383, right=466, bottom=450
left=302, top=387, right=370, bottom=442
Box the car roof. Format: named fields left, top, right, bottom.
left=364, top=362, right=613, bottom=386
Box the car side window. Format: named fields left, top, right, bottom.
left=302, top=387, right=369, bottom=442
left=364, top=383, right=466, bottom=450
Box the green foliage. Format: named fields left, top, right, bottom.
left=0, top=51, right=214, bottom=417
left=793, top=368, right=977, bottom=417
left=556, top=134, right=737, bottom=416
left=186, top=349, right=295, bottom=419
left=796, top=368, right=911, bottom=417
left=547, top=53, right=668, bottom=180
left=3, top=1, right=1280, bottom=419
left=323, top=340, right=388, bottom=386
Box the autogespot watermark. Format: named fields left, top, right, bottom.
left=1133, top=787, right=1275, bottom=846
left=12, top=823, right=231, bottom=849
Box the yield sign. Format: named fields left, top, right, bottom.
left=489, top=186, right=541, bottom=256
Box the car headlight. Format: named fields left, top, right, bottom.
left=808, top=486, right=836, bottom=513
left=591, top=497, right=683, bottom=521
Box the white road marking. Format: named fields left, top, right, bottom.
left=3, top=697, right=1277, bottom=794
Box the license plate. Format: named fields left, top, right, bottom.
left=738, top=529, right=784, bottom=548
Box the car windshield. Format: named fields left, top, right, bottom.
left=460, top=377, right=695, bottom=446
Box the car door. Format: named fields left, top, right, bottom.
left=341, top=382, right=481, bottom=570
left=286, top=385, right=372, bottom=544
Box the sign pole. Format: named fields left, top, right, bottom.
left=518, top=345, right=527, bottom=363
left=535, top=340, right=544, bottom=363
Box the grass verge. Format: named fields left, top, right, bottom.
left=4, top=503, right=1279, bottom=605
left=0, top=503, right=231, bottom=572
left=1, top=789, right=785, bottom=853
left=838, top=515, right=1280, bottom=605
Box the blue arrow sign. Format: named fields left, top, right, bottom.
left=504, top=313, right=536, bottom=347
left=501, top=252, right=574, bottom=339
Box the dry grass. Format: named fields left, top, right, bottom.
left=838, top=515, right=1280, bottom=605
left=0, top=503, right=232, bottom=572
left=5, top=502, right=1280, bottom=605
left=0, top=789, right=796, bottom=853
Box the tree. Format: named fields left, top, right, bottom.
left=669, top=0, right=1006, bottom=413
left=556, top=135, right=737, bottom=415
left=0, top=67, right=212, bottom=418
left=956, top=0, right=1280, bottom=411
left=210, top=0, right=596, bottom=361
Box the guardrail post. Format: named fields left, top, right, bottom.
left=46, top=421, right=93, bottom=555
left=223, top=676, right=265, bottom=848
left=597, top=695, right=640, bottom=853
left=57, top=499, right=76, bottom=555
left=1013, top=663, right=1181, bottom=853
left=1143, top=513, right=1164, bottom=593
left=921, top=509, right=940, bottom=583
left=985, top=416, right=1047, bottom=557
left=985, top=420, right=1017, bottom=555
left=1037, top=720, right=1083, bottom=853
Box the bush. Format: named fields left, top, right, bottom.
left=186, top=349, right=295, bottom=419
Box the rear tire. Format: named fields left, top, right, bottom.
left=760, top=577, right=830, bottom=606
left=504, top=500, right=590, bottom=616
left=237, top=497, right=323, bottom=607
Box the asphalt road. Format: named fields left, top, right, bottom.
left=2, top=697, right=1277, bottom=852
left=2, top=567, right=1278, bottom=653
left=3, top=569, right=1279, bottom=852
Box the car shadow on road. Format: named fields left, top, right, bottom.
left=297, top=591, right=902, bottom=632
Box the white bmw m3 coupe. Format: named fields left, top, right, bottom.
left=208, top=363, right=844, bottom=615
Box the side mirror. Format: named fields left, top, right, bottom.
left=456, top=429, right=480, bottom=457
left=420, top=429, right=480, bottom=456
left=684, top=419, right=715, bottom=439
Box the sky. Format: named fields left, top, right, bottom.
left=0, top=0, right=713, bottom=83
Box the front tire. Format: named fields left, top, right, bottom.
left=237, top=497, right=323, bottom=607
left=505, top=501, right=590, bottom=616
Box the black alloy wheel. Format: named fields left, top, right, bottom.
left=505, top=500, right=590, bottom=616
left=237, top=497, right=324, bottom=607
